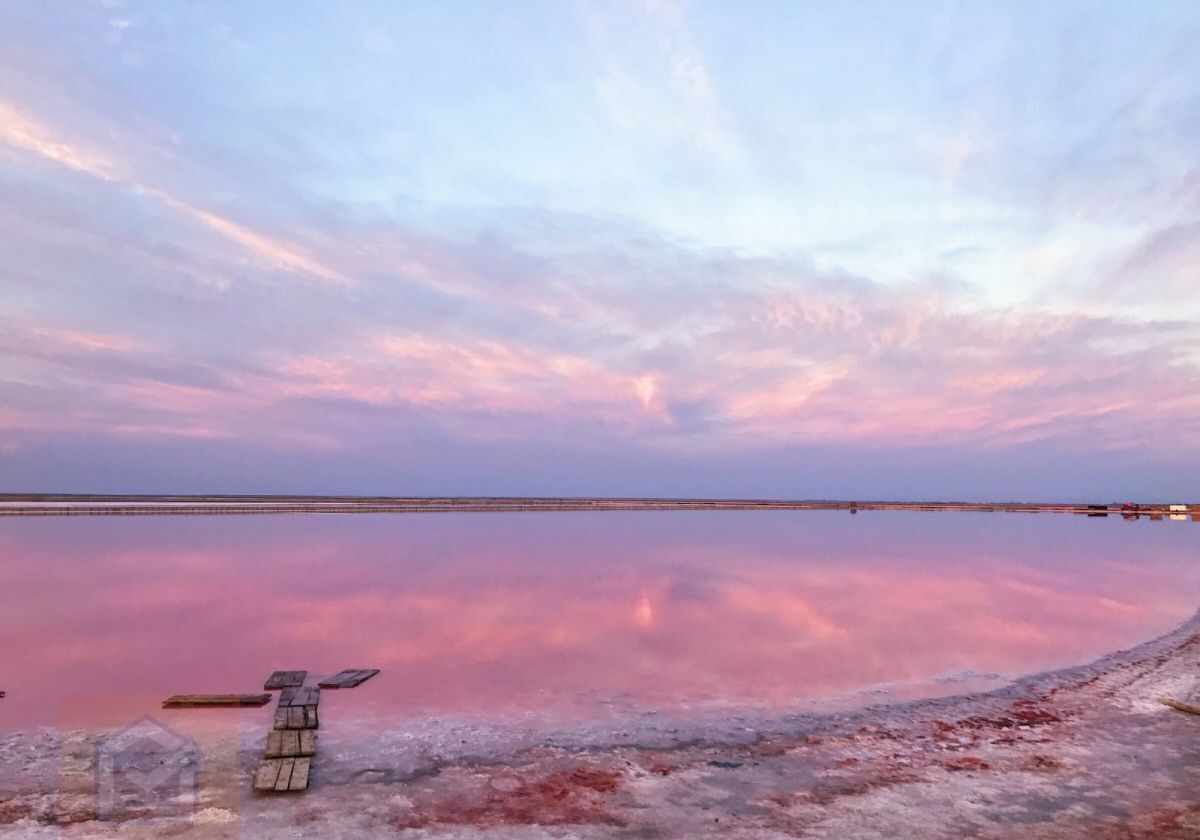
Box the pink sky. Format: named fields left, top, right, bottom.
left=1, top=3, right=1198, bottom=498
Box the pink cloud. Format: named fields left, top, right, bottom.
left=0, top=99, right=349, bottom=285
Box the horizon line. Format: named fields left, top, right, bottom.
left=1, top=494, right=1195, bottom=519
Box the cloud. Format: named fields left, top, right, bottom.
left=1104, top=220, right=1200, bottom=299
left=1, top=2, right=1198, bottom=495
left=587, top=0, right=740, bottom=166
left=0, top=99, right=349, bottom=284
left=3, top=201, right=1196, bottom=469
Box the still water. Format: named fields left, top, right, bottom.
left=1, top=510, right=1197, bottom=729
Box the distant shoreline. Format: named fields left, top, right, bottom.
left=0, top=494, right=1196, bottom=518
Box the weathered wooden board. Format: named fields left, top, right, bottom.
left=281, top=686, right=320, bottom=707
left=274, top=758, right=294, bottom=792
left=163, top=694, right=271, bottom=708
left=299, top=729, right=316, bottom=757
left=318, top=668, right=380, bottom=689
left=274, top=705, right=318, bottom=730
left=264, top=670, right=306, bottom=690
left=288, top=757, right=311, bottom=791
left=253, top=759, right=284, bottom=792
left=253, top=758, right=312, bottom=793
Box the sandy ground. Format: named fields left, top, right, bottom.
left=4, top=613, right=1200, bottom=839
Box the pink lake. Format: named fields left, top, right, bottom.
left=1, top=510, right=1198, bottom=730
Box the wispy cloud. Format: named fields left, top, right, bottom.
left=0, top=100, right=348, bottom=284
left=0, top=1, right=1197, bottom=494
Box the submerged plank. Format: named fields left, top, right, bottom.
left=163, top=694, right=271, bottom=708
left=264, top=670, right=307, bottom=690
left=318, top=668, right=380, bottom=688
left=288, top=757, right=311, bottom=791
left=253, top=759, right=284, bottom=792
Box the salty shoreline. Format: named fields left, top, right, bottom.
left=4, top=611, right=1200, bottom=837
left=1, top=494, right=1196, bottom=518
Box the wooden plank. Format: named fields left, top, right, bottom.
left=282, top=686, right=319, bottom=707
left=274, top=758, right=295, bottom=792
left=1162, top=697, right=1200, bottom=716
left=279, top=686, right=296, bottom=704
left=317, top=669, right=350, bottom=688
left=264, top=670, right=307, bottom=690
left=318, top=668, right=380, bottom=689
left=299, top=730, right=316, bottom=757
left=345, top=668, right=379, bottom=687
left=253, top=760, right=283, bottom=792
left=265, top=729, right=305, bottom=758
left=288, top=757, right=311, bottom=791
left=162, top=694, right=271, bottom=708
left=275, top=705, right=318, bottom=729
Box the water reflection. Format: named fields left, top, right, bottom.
left=1, top=511, right=1196, bottom=727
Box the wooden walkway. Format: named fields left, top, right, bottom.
left=2, top=494, right=1197, bottom=518
left=160, top=666, right=378, bottom=794
left=251, top=667, right=378, bottom=793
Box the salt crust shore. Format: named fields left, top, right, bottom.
left=3, top=613, right=1200, bottom=838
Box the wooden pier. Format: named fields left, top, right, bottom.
left=159, top=666, right=378, bottom=794
left=251, top=667, right=379, bottom=794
